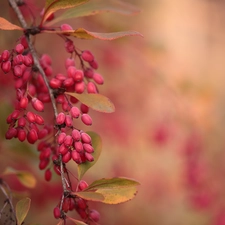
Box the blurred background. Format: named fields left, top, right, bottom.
left=1, top=0, right=225, bottom=224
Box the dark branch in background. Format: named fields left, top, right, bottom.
left=8, top=0, right=69, bottom=194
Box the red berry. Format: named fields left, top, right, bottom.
left=74, top=141, right=83, bottom=153
left=19, top=96, right=28, bottom=109
left=62, top=151, right=71, bottom=163
left=85, top=152, right=94, bottom=162
left=83, top=143, right=94, bottom=153
left=18, top=117, right=26, bottom=127
left=5, top=128, right=17, bottom=139
left=56, top=73, right=66, bottom=81
left=72, top=129, right=81, bottom=141
left=81, top=132, right=91, bottom=144
left=63, top=77, right=74, bottom=87
left=80, top=104, right=89, bottom=113
left=73, top=70, right=84, bottom=82
left=1, top=61, right=11, bottom=73
left=49, top=78, right=62, bottom=89
left=45, top=169, right=52, bottom=181
left=70, top=106, right=80, bottom=118
left=39, top=158, right=49, bottom=170
left=20, top=36, right=28, bottom=49
left=1, top=50, right=10, bottom=61
left=57, top=132, right=66, bottom=144
left=32, top=98, right=44, bottom=112
left=13, top=65, right=23, bottom=77
left=56, top=112, right=66, bottom=125
left=65, top=115, right=73, bottom=127
left=60, top=24, right=73, bottom=31
left=62, top=102, right=71, bottom=112
left=35, top=115, right=45, bottom=125
left=78, top=180, right=88, bottom=190
left=26, top=111, right=36, bottom=123
left=65, top=40, right=74, bottom=53
left=71, top=150, right=82, bottom=164
left=14, top=54, right=24, bottom=65
left=87, top=82, right=98, bottom=93
left=27, top=129, right=38, bottom=144
left=67, top=66, right=76, bottom=78
left=62, top=197, right=71, bottom=213
left=53, top=206, right=61, bottom=219
left=23, top=55, right=33, bottom=67
left=77, top=198, right=87, bottom=209
left=74, top=81, right=85, bottom=93
left=56, top=94, right=65, bottom=104
left=81, top=114, right=92, bottom=126
left=84, top=68, right=94, bottom=78
left=40, top=54, right=52, bottom=66
left=64, top=135, right=73, bottom=147
left=81, top=50, right=94, bottom=62
left=15, top=44, right=24, bottom=54
left=93, top=73, right=104, bottom=85
left=89, top=59, right=98, bottom=69
left=11, top=110, right=21, bottom=119
left=65, top=58, right=75, bottom=69
left=38, top=128, right=48, bottom=139
left=89, top=209, right=100, bottom=222
left=59, top=144, right=68, bottom=155
left=17, top=128, right=26, bottom=142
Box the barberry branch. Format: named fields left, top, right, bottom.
left=8, top=0, right=58, bottom=119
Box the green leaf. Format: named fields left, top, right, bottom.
left=16, top=197, right=31, bottom=225
left=2, top=167, right=36, bottom=188
left=54, top=28, right=143, bottom=40
left=0, top=17, right=23, bottom=30
left=46, top=0, right=140, bottom=26
left=67, top=217, right=88, bottom=225
left=42, top=0, right=89, bottom=24
left=76, top=177, right=140, bottom=204
left=77, top=131, right=102, bottom=180
left=65, top=92, right=115, bottom=113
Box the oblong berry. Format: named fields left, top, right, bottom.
left=45, top=169, right=52, bottom=181
left=5, top=128, right=17, bottom=139
left=19, top=96, right=28, bottom=109
left=72, top=129, right=81, bottom=141
left=35, top=115, right=44, bottom=125
left=83, top=143, right=94, bottom=153
left=81, top=114, right=92, bottom=126
left=64, top=135, right=73, bottom=147
left=1, top=50, right=10, bottom=61
left=57, top=132, right=66, bottom=144
left=78, top=180, right=88, bottom=191
left=32, top=98, right=44, bottom=112
left=26, top=111, right=36, bottom=123
left=49, top=78, right=62, bottom=89
left=56, top=112, right=66, bottom=125
left=65, top=58, right=75, bottom=69
left=89, top=209, right=100, bottom=222
left=18, top=117, right=26, bottom=127
left=62, top=151, right=71, bottom=163
left=27, top=129, right=38, bottom=144
left=81, top=132, right=91, bottom=144
left=70, top=106, right=80, bottom=118
left=80, top=104, right=89, bottom=114
left=17, top=128, right=26, bottom=142
left=74, top=141, right=83, bottom=153
left=89, top=59, right=98, bottom=69
left=87, top=82, right=98, bottom=93
left=38, top=128, right=48, bottom=139
left=85, top=152, right=94, bottom=162
left=74, top=81, right=85, bottom=93
left=65, top=115, right=73, bottom=127
left=1, top=61, right=11, bottom=73
left=58, top=144, right=68, bottom=155
left=15, top=44, right=24, bottom=54
left=71, top=150, right=82, bottom=164
left=93, top=73, right=104, bottom=85
left=39, top=158, right=50, bottom=170
left=60, top=23, right=73, bottom=31
left=73, top=70, right=84, bottom=82
left=13, top=65, right=23, bottom=77
left=81, top=50, right=94, bottom=62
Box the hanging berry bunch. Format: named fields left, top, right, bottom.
left=0, top=0, right=142, bottom=224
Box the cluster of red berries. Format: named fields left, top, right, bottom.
left=53, top=180, right=100, bottom=223
left=1, top=19, right=104, bottom=223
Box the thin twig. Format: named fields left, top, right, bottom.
left=8, top=0, right=58, bottom=118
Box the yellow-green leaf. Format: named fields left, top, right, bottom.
left=42, top=0, right=89, bottom=24
left=67, top=217, right=88, bottom=225
left=46, top=0, right=140, bottom=26
left=78, top=177, right=140, bottom=204
left=2, top=167, right=36, bottom=188
left=0, top=17, right=23, bottom=30
left=46, top=28, right=143, bottom=40
left=78, top=131, right=102, bottom=180
left=65, top=92, right=115, bottom=113
left=16, top=197, right=31, bottom=225
left=72, top=191, right=104, bottom=201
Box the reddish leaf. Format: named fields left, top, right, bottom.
left=77, top=131, right=102, bottom=180
left=16, top=198, right=31, bottom=225
left=65, top=92, right=115, bottom=113
left=45, top=28, right=143, bottom=40
left=46, top=0, right=141, bottom=25
left=42, top=0, right=89, bottom=24
left=0, top=17, right=23, bottom=30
